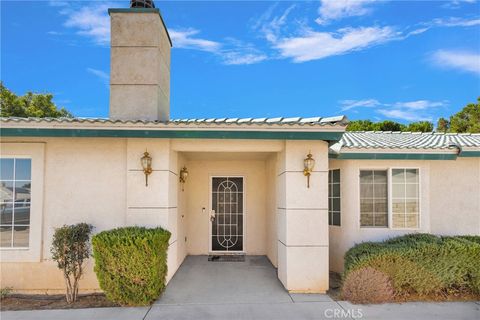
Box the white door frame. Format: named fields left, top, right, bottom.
left=208, top=175, right=246, bottom=254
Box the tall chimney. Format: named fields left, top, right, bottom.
left=108, top=1, right=172, bottom=121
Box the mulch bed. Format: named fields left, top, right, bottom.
left=1, top=293, right=118, bottom=311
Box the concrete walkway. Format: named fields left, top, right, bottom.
left=2, top=256, right=479, bottom=320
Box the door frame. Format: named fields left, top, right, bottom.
left=208, top=175, right=246, bottom=254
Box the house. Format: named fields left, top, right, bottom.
left=1, top=3, right=479, bottom=294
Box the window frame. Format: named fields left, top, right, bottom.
left=389, top=167, right=421, bottom=230
left=328, top=168, right=341, bottom=227
left=0, top=143, right=45, bottom=262
left=1, top=156, right=32, bottom=249
left=358, top=167, right=421, bottom=230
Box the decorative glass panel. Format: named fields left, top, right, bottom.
left=328, top=169, right=341, bottom=226
left=0, top=158, right=32, bottom=247
left=211, top=177, right=243, bottom=252
left=392, top=169, right=419, bottom=228
left=360, top=170, right=388, bottom=227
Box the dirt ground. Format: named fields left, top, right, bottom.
left=1, top=293, right=118, bottom=311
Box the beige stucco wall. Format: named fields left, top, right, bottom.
left=184, top=157, right=269, bottom=255
left=0, top=138, right=281, bottom=293
left=429, top=158, right=480, bottom=235
left=1, top=138, right=128, bottom=292
left=276, top=140, right=330, bottom=293
left=265, top=154, right=277, bottom=267
left=328, top=157, right=480, bottom=273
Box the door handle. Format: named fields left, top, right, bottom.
left=210, top=210, right=216, bottom=222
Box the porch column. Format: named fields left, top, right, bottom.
left=125, top=139, right=179, bottom=282
left=276, top=140, right=329, bottom=293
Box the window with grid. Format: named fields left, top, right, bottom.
left=360, top=170, right=388, bottom=227
left=328, top=169, right=341, bottom=226
left=0, top=158, right=31, bottom=248
left=392, top=169, right=419, bottom=228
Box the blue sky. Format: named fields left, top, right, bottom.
left=1, top=0, right=479, bottom=123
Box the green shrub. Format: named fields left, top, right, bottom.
left=0, top=287, right=13, bottom=299
left=92, top=227, right=171, bottom=306
left=51, top=223, right=93, bottom=303
left=343, top=234, right=480, bottom=301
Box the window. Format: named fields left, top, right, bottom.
left=392, top=169, right=419, bottom=228
left=360, top=170, right=388, bottom=227
left=328, top=169, right=341, bottom=226
left=0, top=158, right=32, bottom=248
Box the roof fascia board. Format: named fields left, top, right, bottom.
left=0, top=128, right=344, bottom=141
left=329, top=153, right=458, bottom=160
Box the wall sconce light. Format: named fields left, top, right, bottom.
left=303, top=152, right=315, bottom=188
left=140, top=151, right=152, bottom=187
left=179, top=166, right=188, bottom=191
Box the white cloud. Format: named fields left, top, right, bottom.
left=274, top=26, right=397, bottom=62
left=441, top=0, right=477, bottom=9
left=340, top=98, right=447, bottom=121
left=315, top=0, right=377, bottom=25
left=393, top=100, right=447, bottom=110
left=431, top=50, right=480, bottom=75
left=169, top=29, right=221, bottom=53
left=63, top=4, right=111, bottom=45
left=377, top=109, right=433, bottom=121
left=340, top=99, right=380, bottom=111
left=222, top=51, right=268, bottom=65
left=432, top=17, right=480, bottom=27
left=87, top=68, right=109, bottom=86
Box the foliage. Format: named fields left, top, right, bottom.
left=342, top=267, right=394, bottom=304
left=343, top=234, right=480, bottom=301
left=347, top=120, right=434, bottom=132
left=406, top=121, right=434, bottom=132
left=448, top=98, right=480, bottom=133
left=0, top=82, right=73, bottom=118
left=51, top=223, right=94, bottom=304
left=437, top=117, right=450, bottom=133
left=0, top=287, right=13, bottom=299
left=92, top=227, right=171, bottom=306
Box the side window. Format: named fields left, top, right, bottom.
left=360, top=170, right=388, bottom=227
left=328, top=169, right=341, bottom=226
left=392, top=169, right=419, bottom=228
left=0, top=158, right=32, bottom=248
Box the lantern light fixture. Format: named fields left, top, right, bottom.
left=140, top=151, right=153, bottom=187
left=179, top=166, right=188, bottom=191
left=303, top=152, right=315, bottom=188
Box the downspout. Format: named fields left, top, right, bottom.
left=447, top=142, right=462, bottom=158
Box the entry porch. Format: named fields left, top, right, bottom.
left=130, top=139, right=331, bottom=293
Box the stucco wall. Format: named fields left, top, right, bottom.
left=185, top=158, right=268, bottom=255
left=1, top=138, right=128, bottom=292
left=328, top=157, right=480, bottom=273
left=265, top=154, right=277, bottom=267
left=429, top=158, right=480, bottom=235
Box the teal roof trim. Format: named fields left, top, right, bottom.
left=0, top=128, right=344, bottom=141
left=459, top=151, right=480, bottom=157
left=329, top=152, right=458, bottom=160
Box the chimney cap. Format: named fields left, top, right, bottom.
left=130, top=0, right=155, bottom=8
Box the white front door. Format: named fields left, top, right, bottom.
left=210, top=177, right=244, bottom=253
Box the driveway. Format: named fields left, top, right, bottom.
left=2, top=255, right=479, bottom=320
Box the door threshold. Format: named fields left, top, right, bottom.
left=208, top=255, right=246, bottom=262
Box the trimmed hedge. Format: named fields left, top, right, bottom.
left=92, top=227, right=171, bottom=306
left=343, top=234, right=480, bottom=302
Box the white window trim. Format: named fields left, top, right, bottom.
left=358, top=167, right=421, bottom=230
left=389, top=167, right=421, bottom=231
left=0, top=143, right=45, bottom=262
left=328, top=168, right=341, bottom=227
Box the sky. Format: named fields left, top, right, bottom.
left=1, top=0, right=479, bottom=123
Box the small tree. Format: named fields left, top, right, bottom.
left=51, top=223, right=93, bottom=303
